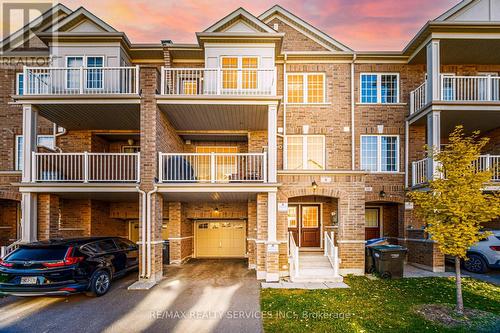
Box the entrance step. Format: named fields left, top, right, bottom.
left=290, top=251, right=343, bottom=283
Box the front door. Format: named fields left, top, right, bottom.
left=301, top=205, right=320, bottom=247
left=288, top=204, right=321, bottom=248
left=365, top=208, right=380, bottom=240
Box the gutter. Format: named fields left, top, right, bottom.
left=145, top=186, right=158, bottom=279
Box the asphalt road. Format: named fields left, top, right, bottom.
left=0, top=259, right=263, bottom=333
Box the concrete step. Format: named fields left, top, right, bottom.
left=291, top=276, right=344, bottom=283
left=300, top=261, right=332, bottom=268
left=299, top=267, right=337, bottom=276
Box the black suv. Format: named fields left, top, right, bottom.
left=0, top=237, right=138, bottom=297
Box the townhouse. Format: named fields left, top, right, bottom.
left=0, top=0, right=499, bottom=286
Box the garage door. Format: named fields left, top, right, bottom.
left=195, top=220, right=246, bottom=258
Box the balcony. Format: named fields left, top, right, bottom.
left=411, top=155, right=500, bottom=187
left=23, top=66, right=140, bottom=96
left=158, top=153, right=267, bottom=183
left=410, top=75, right=500, bottom=115
left=32, top=152, right=140, bottom=183
left=160, top=67, right=276, bottom=97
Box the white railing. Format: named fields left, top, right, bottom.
left=32, top=152, right=140, bottom=183
left=412, top=158, right=429, bottom=186
left=474, top=155, right=500, bottom=182
left=441, top=75, right=500, bottom=102
left=23, top=66, right=140, bottom=95
left=289, top=231, right=299, bottom=278
left=1, top=240, right=21, bottom=258
left=412, top=155, right=500, bottom=186
left=324, top=231, right=340, bottom=277
left=159, top=153, right=267, bottom=183
left=410, top=80, right=427, bottom=115
left=161, top=67, right=277, bottom=96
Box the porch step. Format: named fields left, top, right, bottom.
left=291, top=252, right=343, bottom=283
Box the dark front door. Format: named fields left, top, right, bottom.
left=300, top=205, right=321, bottom=247
left=365, top=208, right=380, bottom=240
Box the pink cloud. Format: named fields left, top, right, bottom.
left=62, top=0, right=459, bottom=50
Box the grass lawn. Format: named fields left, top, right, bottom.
left=261, top=276, right=500, bottom=333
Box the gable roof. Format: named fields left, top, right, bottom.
left=434, top=0, right=499, bottom=22
left=0, top=3, right=72, bottom=54
left=259, top=5, right=353, bottom=53
left=204, top=7, right=276, bottom=33
left=45, top=6, right=117, bottom=33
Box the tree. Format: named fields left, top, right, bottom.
left=409, top=125, right=500, bottom=315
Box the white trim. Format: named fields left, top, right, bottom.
left=284, top=134, right=326, bottom=170
left=48, top=7, right=117, bottom=33
left=204, top=7, right=276, bottom=33
left=285, top=72, right=326, bottom=104
left=360, top=135, right=400, bottom=173
left=168, top=236, right=194, bottom=240
left=359, top=73, right=400, bottom=104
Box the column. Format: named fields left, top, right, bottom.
left=426, top=40, right=440, bottom=103
left=426, top=111, right=441, bottom=180
left=266, top=191, right=279, bottom=282
left=20, top=104, right=38, bottom=243
left=267, top=104, right=277, bottom=183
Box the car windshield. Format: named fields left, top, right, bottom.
left=7, top=246, right=68, bottom=261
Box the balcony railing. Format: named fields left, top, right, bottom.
left=158, top=153, right=267, bottom=183
left=23, top=66, right=140, bottom=95
left=160, top=67, right=276, bottom=96
left=409, top=75, right=500, bottom=114
left=409, top=80, right=427, bottom=115
left=411, top=155, right=500, bottom=186
left=32, top=152, right=140, bottom=183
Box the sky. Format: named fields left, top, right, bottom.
left=60, top=0, right=459, bottom=51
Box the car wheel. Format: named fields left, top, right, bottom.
left=87, top=270, right=111, bottom=297
left=463, top=254, right=488, bottom=274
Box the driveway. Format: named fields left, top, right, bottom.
left=445, top=264, right=500, bottom=286
left=0, top=259, right=262, bottom=333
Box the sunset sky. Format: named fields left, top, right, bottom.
left=61, top=0, right=459, bottom=51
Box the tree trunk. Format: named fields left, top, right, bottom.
left=455, top=256, right=464, bottom=315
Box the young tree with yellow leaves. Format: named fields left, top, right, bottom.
left=409, top=125, right=500, bottom=315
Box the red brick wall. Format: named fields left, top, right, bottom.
left=0, top=200, right=18, bottom=245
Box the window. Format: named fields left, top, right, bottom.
left=441, top=74, right=455, bottom=101
left=15, top=135, right=55, bottom=171
left=286, top=73, right=325, bottom=104
left=360, top=73, right=399, bottom=104
left=365, top=208, right=379, bottom=227
left=16, top=73, right=24, bottom=95
left=66, top=56, right=84, bottom=89
left=360, top=135, right=399, bottom=172
left=195, top=146, right=238, bottom=181
left=221, top=56, right=258, bottom=91
left=288, top=206, right=298, bottom=228
left=302, top=206, right=319, bottom=228
left=86, top=56, right=104, bottom=89
left=285, top=135, right=325, bottom=170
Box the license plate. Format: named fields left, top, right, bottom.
left=20, top=276, right=38, bottom=285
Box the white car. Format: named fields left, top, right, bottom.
left=463, top=230, right=500, bottom=274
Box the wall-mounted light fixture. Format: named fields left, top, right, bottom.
left=312, top=180, right=318, bottom=191
left=127, top=139, right=135, bottom=146
left=214, top=207, right=219, bottom=214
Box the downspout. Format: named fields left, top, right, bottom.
left=405, top=121, right=409, bottom=188
left=136, top=186, right=147, bottom=278
left=351, top=53, right=357, bottom=170
left=146, top=186, right=158, bottom=279
left=53, top=123, right=67, bottom=153
left=283, top=54, right=287, bottom=136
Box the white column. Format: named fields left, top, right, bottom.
left=426, top=40, right=440, bottom=103
left=21, top=192, right=37, bottom=242
left=22, top=104, right=38, bottom=183
left=267, top=104, right=277, bottom=183
left=267, top=192, right=277, bottom=243
left=427, top=111, right=441, bottom=180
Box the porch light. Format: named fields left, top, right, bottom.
left=127, top=139, right=135, bottom=146
left=379, top=189, right=387, bottom=198
left=312, top=180, right=318, bottom=190
left=214, top=207, right=219, bottom=214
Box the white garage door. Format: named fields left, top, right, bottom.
left=195, top=220, right=246, bottom=258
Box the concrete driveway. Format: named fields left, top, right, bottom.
left=0, top=259, right=262, bottom=333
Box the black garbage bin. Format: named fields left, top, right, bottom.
left=371, top=245, right=407, bottom=279
left=162, top=240, right=170, bottom=265
left=365, top=238, right=388, bottom=273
